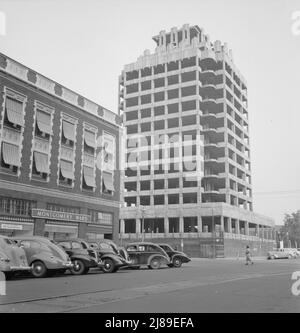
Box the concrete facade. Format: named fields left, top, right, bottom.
left=118, top=24, right=276, bottom=255
left=0, top=52, right=121, bottom=241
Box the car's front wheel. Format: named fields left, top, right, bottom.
left=148, top=257, right=161, bottom=269
left=102, top=258, right=116, bottom=273
left=172, top=257, right=182, bottom=268
left=31, top=261, right=47, bottom=278
left=70, top=259, right=86, bottom=275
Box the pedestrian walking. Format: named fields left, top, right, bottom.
left=245, top=245, right=254, bottom=265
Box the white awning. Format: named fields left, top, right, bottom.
left=84, top=130, right=96, bottom=148
left=2, top=142, right=20, bottom=167
left=36, top=110, right=52, bottom=134
left=5, top=98, right=24, bottom=127
left=103, top=172, right=114, bottom=192
left=34, top=151, right=49, bottom=174
left=60, top=160, right=74, bottom=180
left=83, top=166, right=96, bottom=187
left=62, top=120, right=75, bottom=141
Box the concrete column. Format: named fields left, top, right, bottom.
left=220, top=216, right=225, bottom=232
left=256, top=224, right=260, bottom=238
left=261, top=226, right=265, bottom=239
left=211, top=216, right=215, bottom=233
left=179, top=216, right=184, bottom=233
left=164, top=217, right=169, bottom=234
left=120, top=219, right=125, bottom=234
left=245, top=221, right=249, bottom=236
left=197, top=215, right=203, bottom=233
left=235, top=219, right=240, bottom=234
left=228, top=217, right=232, bottom=233
left=136, top=219, right=141, bottom=234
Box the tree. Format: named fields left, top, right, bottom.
left=279, top=210, right=300, bottom=248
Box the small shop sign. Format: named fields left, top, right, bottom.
left=0, top=223, right=23, bottom=230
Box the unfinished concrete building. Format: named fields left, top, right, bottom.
left=118, top=24, right=275, bottom=257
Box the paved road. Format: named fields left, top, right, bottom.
left=1, top=258, right=300, bottom=312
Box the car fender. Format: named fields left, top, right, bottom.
left=171, top=254, right=190, bottom=263
left=101, top=254, right=123, bottom=265
left=27, top=253, right=51, bottom=267
left=70, top=254, right=94, bottom=266
left=147, top=254, right=169, bottom=266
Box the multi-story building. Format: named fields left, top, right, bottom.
left=0, top=52, right=122, bottom=241
left=119, top=24, right=276, bottom=257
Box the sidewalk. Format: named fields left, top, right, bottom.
left=191, top=256, right=267, bottom=261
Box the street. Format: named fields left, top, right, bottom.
left=1, top=258, right=300, bottom=313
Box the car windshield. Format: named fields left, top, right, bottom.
left=127, top=245, right=137, bottom=252
left=81, top=242, right=88, bottom=249
left=160, top=244, right=173, bottom=251
left=58, top=241, right=71, bottom=249
left=99, top=243, right=115, bottom=252
left=72, top=242, right=84, bottom=249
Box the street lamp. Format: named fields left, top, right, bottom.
left=141, top=205, right=146, bottom=242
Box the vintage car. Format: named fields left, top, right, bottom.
left=125, top=242, right=170, bottom=269
left=12, top=236, right=73, bottom=278
left=158, top=243, right=191, bottom=268
left=54, top=239, right=103, bottom=275
left=267, top=248, right=296, bottom=260
left=284, top=248, right=300, bottom=258
left=0, top=235, right=31, bottom=279
left=88, top=239, right=131, bottom=273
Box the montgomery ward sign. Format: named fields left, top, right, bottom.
left=31, top=209, right=91, bottom=223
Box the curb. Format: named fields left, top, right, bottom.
left=191, top=257, right=267, bottom=261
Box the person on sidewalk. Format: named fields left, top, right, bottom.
left=245, top=245, right=254, bottom=265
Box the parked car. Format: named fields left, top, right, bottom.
left=267, top=248, right=296, bottom=260
left=88, top=240, right=131, bottom=273
left=285, top=248, right=300, bottom=258
left=12, top=236, right=73, bottom=278
left=0, top=235, right=31, bottom=279
left=158, top=243, right=191, bottom=268
left=125, top=242, right=170, bottom=269
left=54, top=239, right=103, bottom=275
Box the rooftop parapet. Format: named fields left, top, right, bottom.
left=0, top=52, right=122, bottom=127
left=123, top=24, right=247, bottom=86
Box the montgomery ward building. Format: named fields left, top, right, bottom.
left=0, top=52, right=122, bottom=241
left=118, top=24, right=276, bottom=257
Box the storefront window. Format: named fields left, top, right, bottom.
left=88, top=210, right=113, bottom=225
left=47, top=204, right=80, bottom=214
left=0, top=197, right=35, bottom=216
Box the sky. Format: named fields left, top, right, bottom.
left=0, top=0, right=299, bottom=225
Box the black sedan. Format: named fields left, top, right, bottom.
left=88, top=240, right=131, bottom=273
left=158, top=243, right=191, bottom=268
left=125, top=242, right=170, bottom=269
left=54, top=239, right=103, bottom=275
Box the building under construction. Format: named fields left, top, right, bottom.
left=118, top=24, right=275, bottom=257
